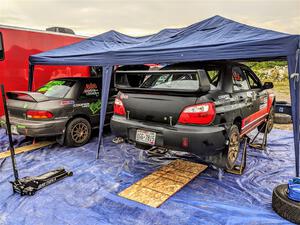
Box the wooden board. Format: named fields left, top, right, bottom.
left=0, top=141, right=55, bottom=159
left=118, top=159, right=207, bottom=208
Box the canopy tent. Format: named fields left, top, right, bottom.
left=29, top=15, right=300, bottom=176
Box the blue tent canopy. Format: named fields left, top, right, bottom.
left=29, top=16, right=300, bottom=176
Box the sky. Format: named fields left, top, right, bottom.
left=0, top=0, right=299, bottom=37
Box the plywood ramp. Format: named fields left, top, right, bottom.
left=0, top=141, right=55, bottom=159
left=118, top=159, right=207, bottom=208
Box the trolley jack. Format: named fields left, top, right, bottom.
left=1, top=84, right=73, bottom=196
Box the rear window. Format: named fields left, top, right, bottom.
left=0, top=33, right=4, bottom=60
left=141, top=72, right=199, bottom=90
left=37, top=80, right=75, bottom=98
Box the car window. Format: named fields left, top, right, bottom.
left=232, top=67, right=250, bottom=91
left=79, top=82, right=100, bottom=99
left=205, top=67, right=221, bottom=90
left=242, top=68, right=261, bottom=89
left=140, top=72, right=199, bottom=90
left=0, top=33, right=4, bottom=60
left=37, top=80, right=75, bottom=98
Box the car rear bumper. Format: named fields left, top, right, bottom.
left=110, top=115, right=227, bottom=156
left=0, top=116, right=68, bottom=137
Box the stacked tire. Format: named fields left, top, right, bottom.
left=272, top=184, right=300, bottom=224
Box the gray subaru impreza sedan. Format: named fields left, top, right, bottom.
left=0, top=77, right=116, bottom=147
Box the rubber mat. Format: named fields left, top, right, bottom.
left=118, top=159, right=207, bottom=207
left=0, top=141, right=55, bottom=159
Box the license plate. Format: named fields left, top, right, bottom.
left=136, top=129, right=156, bottom=145
left=11, top=125, right=19, bottom=135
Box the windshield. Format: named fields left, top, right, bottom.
left=37, top=80, right=75, bottom=98
left=140, top=72, right=199, bottom=90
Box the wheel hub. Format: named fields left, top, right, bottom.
left=71, top=122, right=88, bottom=144
left=228, top=132, right=240, bottom=164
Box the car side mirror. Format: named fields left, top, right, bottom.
left=263, top=82, right=273, bottom=89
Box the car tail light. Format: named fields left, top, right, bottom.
left=114, top=98, right=126, bottom=116
left=26, top=110, right=53, bottom=119
left=178, top=102, right=215, bottom=125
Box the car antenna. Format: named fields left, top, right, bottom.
left=1, top=84, right=73, bottom=196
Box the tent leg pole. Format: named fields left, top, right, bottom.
left=1, top=85, right=19, bottom=181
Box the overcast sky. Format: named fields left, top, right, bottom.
left=1, top=0, right=299, bottom=37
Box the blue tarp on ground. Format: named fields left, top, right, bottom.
left=0, top=129, right=295, bottom=225
left=28, top=15, right=300, bottom=176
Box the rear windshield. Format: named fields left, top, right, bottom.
left=0, top=33, right=4, bottom=60
left=37, top=80, right=75, bottom=98
left=140, top=72, right=199, bottom=90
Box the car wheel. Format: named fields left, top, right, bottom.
left=65, top=117, right=91, bottom=147
left=225, top=125, right=240, bottom=170
left=272, top=184, right=300, bottom=224
left=258, top=106, right=274, bottom=133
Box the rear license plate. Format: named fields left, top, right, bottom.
left=11, top=125, right=19, bottom=135
left=136, top=129, right=156, bottom=145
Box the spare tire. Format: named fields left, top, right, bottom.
left=272, top=184, right=300, bottom=224
left=274, top=113, right=292, bottom=124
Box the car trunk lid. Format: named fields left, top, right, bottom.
left=6, top=91, right=54, bottom=119
left=120, top=92, right=198, bottom=125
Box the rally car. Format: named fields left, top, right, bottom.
left=110, top=61, right=275, bottom=169
left=0, top=77, right=116, bottom=147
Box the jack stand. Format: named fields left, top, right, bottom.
left=1, top=84, right=73, bottom=196
left=248, top=123, right=268, bottom=150
left=226, top=137, right=248, bottom=175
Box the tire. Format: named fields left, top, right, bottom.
left=64, top=117, right=91, bottom=147
left=258, top=107, right=274, bottom=133
left=272, top=184, right=300, bottom=224
left=224, top=125, right=241, bottom=170
left=274, top=113, right=292, bottom=124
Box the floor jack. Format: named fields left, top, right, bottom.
left=1, top=84, right=73, bottom=196
left=226, top=122, right=270, bottom=175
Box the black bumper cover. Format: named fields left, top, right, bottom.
left=111, top=115, right=227, bottom=156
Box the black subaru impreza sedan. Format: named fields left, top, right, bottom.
left=0, top=77, right=116, bottom=147
left=110, top=61, right=275, bottom=169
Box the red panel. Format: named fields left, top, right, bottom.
left=0, top=27, right=90, bottom=115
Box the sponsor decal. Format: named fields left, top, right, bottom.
left=23, top=103, right=28, bottom=109
left=38, top=80, right=65, bottom=93
left=89, top=100, right=101, bottom=114
left=74, top=103, right=90, bottom=108
left=218, top=94, right=230, bottom=100
left=60, top=100, right=75, bottom=105
left=83, top=83, right=99, bottom=97
left=259, top=96, right=268, bottom=110
left=16, top=124, right=26, bottom=129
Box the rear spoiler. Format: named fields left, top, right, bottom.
left=6, top=91, right=49, bottom=102
left=114, top=70, right=211, bottom=93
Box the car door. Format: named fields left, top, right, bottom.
left=230, top=66, right=253, bottom=119
left=74, top=80, right=101, bottom=126
left=242, top=67, right=269, bottom=125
